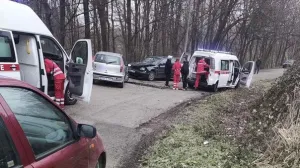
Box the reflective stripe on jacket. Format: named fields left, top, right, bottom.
left=44, top=58, right=65, bottom=80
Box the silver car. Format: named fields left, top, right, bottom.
left=93, top=52, right=128, bottom=88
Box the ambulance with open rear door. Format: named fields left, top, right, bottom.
left=183, top=49, right=255, bottom=92
left=0, top=0, right=93, bottom=105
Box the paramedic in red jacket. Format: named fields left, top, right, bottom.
left=194, top=58, right=209, bottom=89
left=44, top=58, right=65, bottom=108
left=172, top=58, right=181, bottom=90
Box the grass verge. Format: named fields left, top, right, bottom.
left=140, top=81, right=273, bottom=168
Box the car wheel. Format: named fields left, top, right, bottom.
left=124, top=73, right=129, bottom=83
left=148, top=71, right=155, bottom=81
left=65, top=85, right=77, bottom=105
left=118, top=82, right=124, bottom=88
left=188, top=82, right=194, bottom=88
left=212, top=82, right=218, bottom=92
left=95, top=154, right=106, bottom=168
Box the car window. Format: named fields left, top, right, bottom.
left=221, top=60, right=229, bottom=70
left=0, top=117, right=21, bottom=168
left=242, top=62, right=253, bottom=73
left=0, top=87, right=74, bottom=158
left=71, top=41, right=88, bottom=65
left=234, top=61, right=240, bottom=68
left=0, top=31, right=16, bottom=62
left=40, top=37, right=63, bottom=61
left=160, top=58, right=167, bottom=65
left=95, top=54, right=121, bottom=65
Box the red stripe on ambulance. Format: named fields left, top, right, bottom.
left=0, top=64, right=20, bottom=71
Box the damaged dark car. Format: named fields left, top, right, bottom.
left=128, top=56, right=175, bottom=81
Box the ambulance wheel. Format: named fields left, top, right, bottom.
left=212, top=82, right=218, bottom=92
left=65, top=86, right=77, bottom=105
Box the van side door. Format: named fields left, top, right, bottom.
left=67, top=39, right=93, bottom=103
left=0, top=29, right=20, bottom=80
left=219, top=60, right=230, bottom=87
left=240, top=61, right=255, bottom=88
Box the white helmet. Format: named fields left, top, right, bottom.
left=167, top=55, right=173, bottom=59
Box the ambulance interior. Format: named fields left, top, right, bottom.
left=13, top=33, right=64, bottom=97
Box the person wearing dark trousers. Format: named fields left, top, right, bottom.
left=255, top=58, right=262, bottom=74
left=165, top=55, right=173, bottom=87
left=181, top=60, right=189, bottom=90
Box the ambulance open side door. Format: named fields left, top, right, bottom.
left=67, top=39, right=93, bottom=103
left=0, top=29, right=20, bottom=80
left=240, top=61, right=255, bottom=88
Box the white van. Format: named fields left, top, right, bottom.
left=185, top=50, right=255, bottom=92
left=0, top=1, right=93, bottom=104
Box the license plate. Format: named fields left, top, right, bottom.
left=100, top=77, right=112, bottom=81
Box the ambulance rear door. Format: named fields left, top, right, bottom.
left=0, top=29, right=20, bottom=80
left=67, top=39, right=93, bottom=103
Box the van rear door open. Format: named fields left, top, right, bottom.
left=0, top=29, right=20, bottom=80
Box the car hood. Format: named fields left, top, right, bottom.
left=129, top=62, right=156, bottom=67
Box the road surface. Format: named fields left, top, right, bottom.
left=65, top=68, right=284, bottom=168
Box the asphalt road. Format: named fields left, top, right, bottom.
left=65, top=68, right=284, bottom=168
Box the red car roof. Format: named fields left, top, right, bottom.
left=0, top=77, right=40, bottom=92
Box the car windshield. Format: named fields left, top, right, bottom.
left=95, top=54, right=121, bottom=65
left=142, top=57, right=161, bottom=64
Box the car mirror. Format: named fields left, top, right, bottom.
left=77, top=124, right=96, bottom=138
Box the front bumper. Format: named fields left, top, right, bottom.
left=93, top=72, right=124, bottom=83
left=128, top=69, right=149, bottom=78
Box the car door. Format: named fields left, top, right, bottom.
left=219, top=60, right=230, bottom=87
left=0, top=29, right=21, bottom=80
left=0, top=87, right=90, bottom=168
left=67, top=39, right=93, bottom=103
left=239, top=61, right=255, bottom=88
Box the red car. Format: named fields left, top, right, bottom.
left=0, top=77, right=106, bottom=168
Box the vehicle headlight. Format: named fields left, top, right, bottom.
left=128, top=64, right=131, bottom=67
left=140, top=67, right=146, bottom=71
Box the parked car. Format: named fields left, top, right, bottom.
left=282, top=59, right=294, bottom=68
left=0, top=1, right=94, bottom=105
left=0, top=77, right=106, bottom=168
left=93, top=52, right=128, bottom=88
left=128, top=56, right=176, bottom=81
left=186, top=49, right=255, bottom=92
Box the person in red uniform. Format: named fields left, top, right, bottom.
left=194, top=58, right=209, bottom=89
left=172, top=58, right=181, bottom=90
left=44, top=58, right=65, bottom=108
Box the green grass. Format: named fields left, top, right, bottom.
left=140, top=91, right=259, bottom=168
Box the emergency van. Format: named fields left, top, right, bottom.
left=185, top=50, right=255, bottom=92
left=0, top=1, right=93, bottom=105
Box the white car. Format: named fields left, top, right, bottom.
left=93, top=52, right=128, bottom=88
left=185, top=50, right=255, bottom=92
left=0, top=1, right=93, bottom=105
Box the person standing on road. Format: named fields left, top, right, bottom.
left=194, top=58, right=209, bottom=89
left=44, top=58, right=65, bottom=109
left=255, top=58, right=262, bottom=74
left=165, top=55, right=173, bottom=87
left=181, top=60, right=189, bottom=90
left=172, top=58, right=181, bottom=90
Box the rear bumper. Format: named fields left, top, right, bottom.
left=93, top=72, right=124, bottom=83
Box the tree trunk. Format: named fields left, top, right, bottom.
left=96, top=0, right=108, bottom=51
left=83, top=0, right=90, bottom=39
left=59, top=0, right=66, bottom=47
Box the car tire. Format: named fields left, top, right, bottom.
left=95, top=153, right=106, bottom=168
left=118, top=82, right=124, bottom=88
left=65, top=85, right=77, bottom=105
left=148, top=71, right=155, bottom=81
left=212, top=82, right=218, bottom=92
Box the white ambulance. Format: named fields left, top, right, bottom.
left=0, top=1, right=93, bottom=105
left=185, top=50, right=255, bottom=92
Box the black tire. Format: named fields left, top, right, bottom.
left=95, top=153, right=106, bottom=168
left=188, top=82, right=194, bottom=88
left=148, top=71, right=155, bottom=81
left=65, top=85, right=77, bottom=105
left=118, top=82, right=124, bottom=88
left=212, top=82, right=218, bottom=92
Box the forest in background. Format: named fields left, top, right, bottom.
left=15, top=0, right=300, bottom=67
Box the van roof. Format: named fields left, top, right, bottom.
left=0, top=1, right=53, bottom=37
left=193, top=50, right=238, bottom=60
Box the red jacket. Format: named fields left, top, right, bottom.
left=44, top=58, right=65, bottom=80
left=197, top=59, right=209, bottom=73
left=172, top=61, right=182, bottom=76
